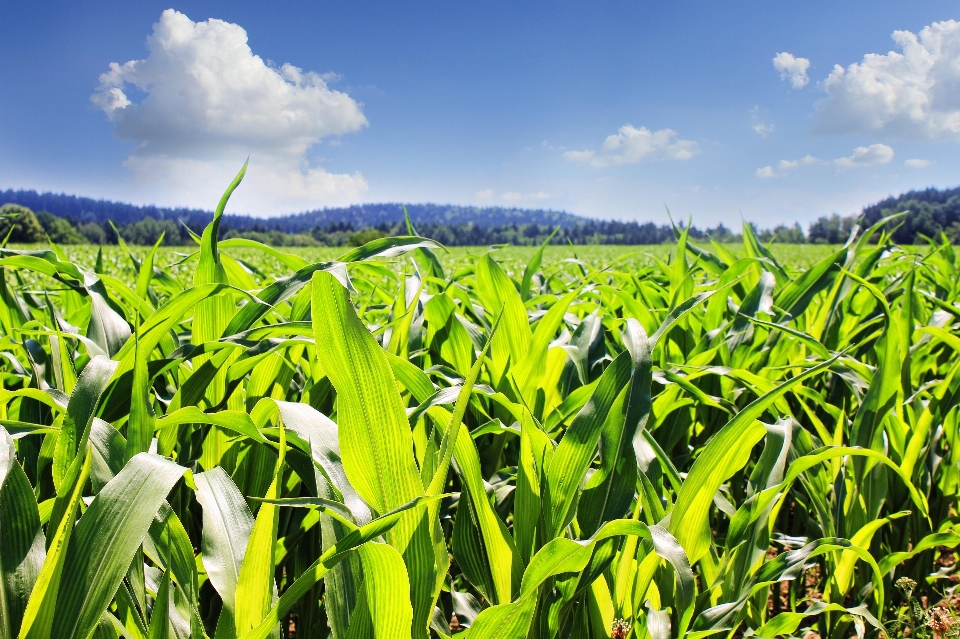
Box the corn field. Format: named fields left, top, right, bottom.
left=1, top=167, right=958, bottom=639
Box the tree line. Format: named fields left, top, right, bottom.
left=1, top=183, right=958, bottom=246
left=0, top=189, right=583, bottom=231
left=0, top=203, right=809, bottom=246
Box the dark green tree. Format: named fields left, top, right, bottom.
left=78, top=222, right=107, bottom=244
left=36, top=212, right=88, bottom=244
left=348, top=227, right=387, bottom=246
left=808, top=213, right=856, bottom=244
left=0, top=204, right=46, bottom=243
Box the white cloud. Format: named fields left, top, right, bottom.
left=813, top=20, right=960, bottom=139
left=473, top=188, right=551, bottom=202
left=562, top=150, right=598, bottom=164
left=753, top=122, right=775, bottom=137
left=91, top=9, right=368, bottom=214
left=748, top=106, right=775, bottom=137
left=905, top=158, right=932, bottom=168
left=757, top=154, right=821, bottom=178
left=758, top=145, right=894, bottom=176
left=756, top=166, right=776, bottom=178
left=833, top=143, right=894, bottom=170
left=773, top=52, right=810, bottom=89
left=778, top=155, right=822, bottom=170
left=501, top=191, right=552, bottom=202
left=563, top=125, right=699, bottom=168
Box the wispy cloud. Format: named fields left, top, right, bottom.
left=502, top=191, right=552, bottom=202
left=756, top=145, right=892, bottom=177
left=905, top=158, right=932, bottom=168
left=757, top=154, right=821, bottom=177
left=778, top=155, right=822, bottom=170
left=753, top=122, right=775, bottom=137
left=748, top=107, right=775, bottom=138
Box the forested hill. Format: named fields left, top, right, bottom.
left=0, top=189, right=584, bottom=231
left=860, top=185, right=960, bottom=244
left=4, top=185, right=960, bottom=246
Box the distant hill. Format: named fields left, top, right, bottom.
left=6, top=184, right=960, bottom=246
left=0, top=189, right=586, bottom=232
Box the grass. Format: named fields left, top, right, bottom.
left=1, top=169, right=958, bottom=639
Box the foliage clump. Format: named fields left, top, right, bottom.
left=0, top=203, right=46, bottom=242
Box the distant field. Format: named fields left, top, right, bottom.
left=442, top=243, right=843, bottom=271
left=10, top=243, right=845, bottom=280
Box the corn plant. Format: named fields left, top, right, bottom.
left=0, top=165, right=958, bottom=639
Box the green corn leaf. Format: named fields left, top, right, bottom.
left=691, top=537, right=885, bottom=636
left=670, top=353, right=841, bottom=564
left=0, top=427, right=45, bottom=639
left=427, top=313, right=498, bottom=496
left=238, top=495, right=442, bottom=639
left=311, top=270, right=424, bottom=518
left=50, top=453, right=188, bottom=639
left=513, top=289, right=578, bottom=407
left=578, top=319, right=653, bottom=537
left=475, top=253, right=531, bottom=380
left=144, top=503, right=199, bottom=620
left=878, top=528, right=960, bottom=574
left=843, top=271, right=901, bottom=450
left=520, top=228, right=559, bottom=301
left=83, top=271, right=131, bottom=358
left=156, top=407, right=266, bottom=445
left=125, top=333, right=155, bottom=462
left=135, top=233, right=164, bottom=302
left=194, top=467, right=254, bottom=638
left=352, top=543, right=413, bottom=639
left=312, top=269, right=441, bottom=636
left=756, top=602, right=882, bottom=639
left=546, top=350, right=635, bottom=537
left=468, top=519, right=692, bottom=639
left=18, top=449, right=90, bottom=639
left=268, top=400, right=372, bottom=523
left=146, top=570, right=172, bottom=639
left=233, top=424, right=284, bottom=637
left=49, top=355, right=119, bottom=543
left=336, top=236, right=444, bottom=263
left=833, top=511, right=909, bottom=596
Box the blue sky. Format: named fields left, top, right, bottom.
left=1, top=2, right=958, bottom=226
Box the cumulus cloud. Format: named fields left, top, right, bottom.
left=91, top=9, right=369, bottom=214
left=475, top=188, right=494, bottom=199
left=813, top=20, right=960, bottom=139
left=563, top=125, right=699, bottom=168
left=773, top=52, right=810, bottom=89
left=833, top=144, right=894, bottom=169
left=905, top=158, right=932, bottom=168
